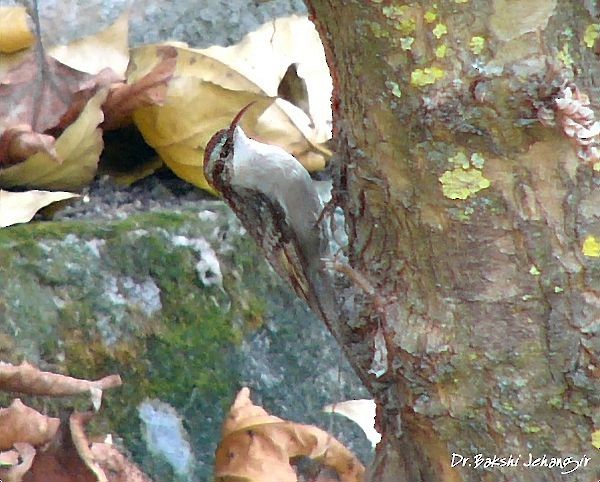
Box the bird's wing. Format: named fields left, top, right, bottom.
left=224, top=186, right=322, bottom=313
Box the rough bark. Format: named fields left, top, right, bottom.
left=306, top=1, right=600, bottom=481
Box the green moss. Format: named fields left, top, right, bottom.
left=470, top=152, right=485, bottom=168
left=583, top=235, right=600, bottom=257
left=382, top=5, right=405, bottom=19
left=452, top=206, right=474, bottom=221
left=449, top=152, right=470, bottom=169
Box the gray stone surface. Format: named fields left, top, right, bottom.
left=7, top=0, right=306, bottom=48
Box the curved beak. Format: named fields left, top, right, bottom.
left=227, top=102, right=256, bottom=138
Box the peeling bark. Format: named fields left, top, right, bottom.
left=306, top=1, right=600, bottom=481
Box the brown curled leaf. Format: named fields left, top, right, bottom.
left=215, top=388, right=364, bottom=482
left=0, top=442, right=36, bottom=482
left=70, top=412, right=108, bottom=482
left=0, top=125, right=58, bottom=166
left=102, top=46, right=177, bottom=130
left=0, top=361, right=122, bottom=397
left=91, top=442, right=154, bottom=482
left=0, top=447, right=20, bottom=466
left=0, top=399, right=59, bottom=450
left=0, top=53, right=117, bottom=134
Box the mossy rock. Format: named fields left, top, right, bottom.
left=0, top=203, right=370, bottom=481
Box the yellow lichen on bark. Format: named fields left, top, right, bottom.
left=439, top=168, right=490, bottom=200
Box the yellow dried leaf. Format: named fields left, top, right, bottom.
left=0, top=88, right=108, bottom=190
left=155, top=150, right=214, bottom=192
left=0, top=7, right=34, bottom=54
left=128, top=18, right=331, bottom=191
left=102, top=46, right=177, bottom=130
left=173, top=46, right=264, bottom=94
left=49, top=11, right=129, bottom=77
left=254, top=98, right=329, bottom=171
left=134, top=75, right=270, bottom=148
left=200, top=15, right=332, bottom=144
left=128, top=48, right=275, bottom=189
left=0, top=190, right=78, bottom=228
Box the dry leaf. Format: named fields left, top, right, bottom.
left=0, top=442, right=36, bottom=482
left=91, top=442, right=153, bottom=482
left=0, top=126, right=58, bottom=166
left=278, top=63, right=310, bottom=118
left=0, top=362, right=148, bottom=482
left=128, top=45, right=275, bottom=190
left=128, top=20, right=332, bottom=191
left=106, top=156, right=163, bottom=186
left=200, top=15, right=332, bottom=170
left=253, top=98, right=330, bottom=171
left=24, top=416, right=98, bottom=482
left=201, top=15, right=332, bottom=142
left=0, top=53, right=117, bottom=134
left=215, top=387, right=364, bottom=482
left=49, top=11, right=129, bottom=77
left=0, top=88, right=108, bottom=190
left=0, top=361, right=121, bottom=398
left=323, top=400, right=381, bottom=447
left=0, top=399, right=59, bottom=450
left=0, top=7, right=34, bottom=54
left=102, top=45, right=177, bottom=130
left=70, top=412, right=108, bottom=482
left=0, top=190, right=78, bottom=228
left=0, top=448, right=20, bottom=466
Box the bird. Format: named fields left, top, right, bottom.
left=203, top=104, right=338, bottom=327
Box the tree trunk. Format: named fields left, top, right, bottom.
left=305, top=1, right=600, bottom=481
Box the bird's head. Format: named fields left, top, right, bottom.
left=203, top=103, right=254, bottom=192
